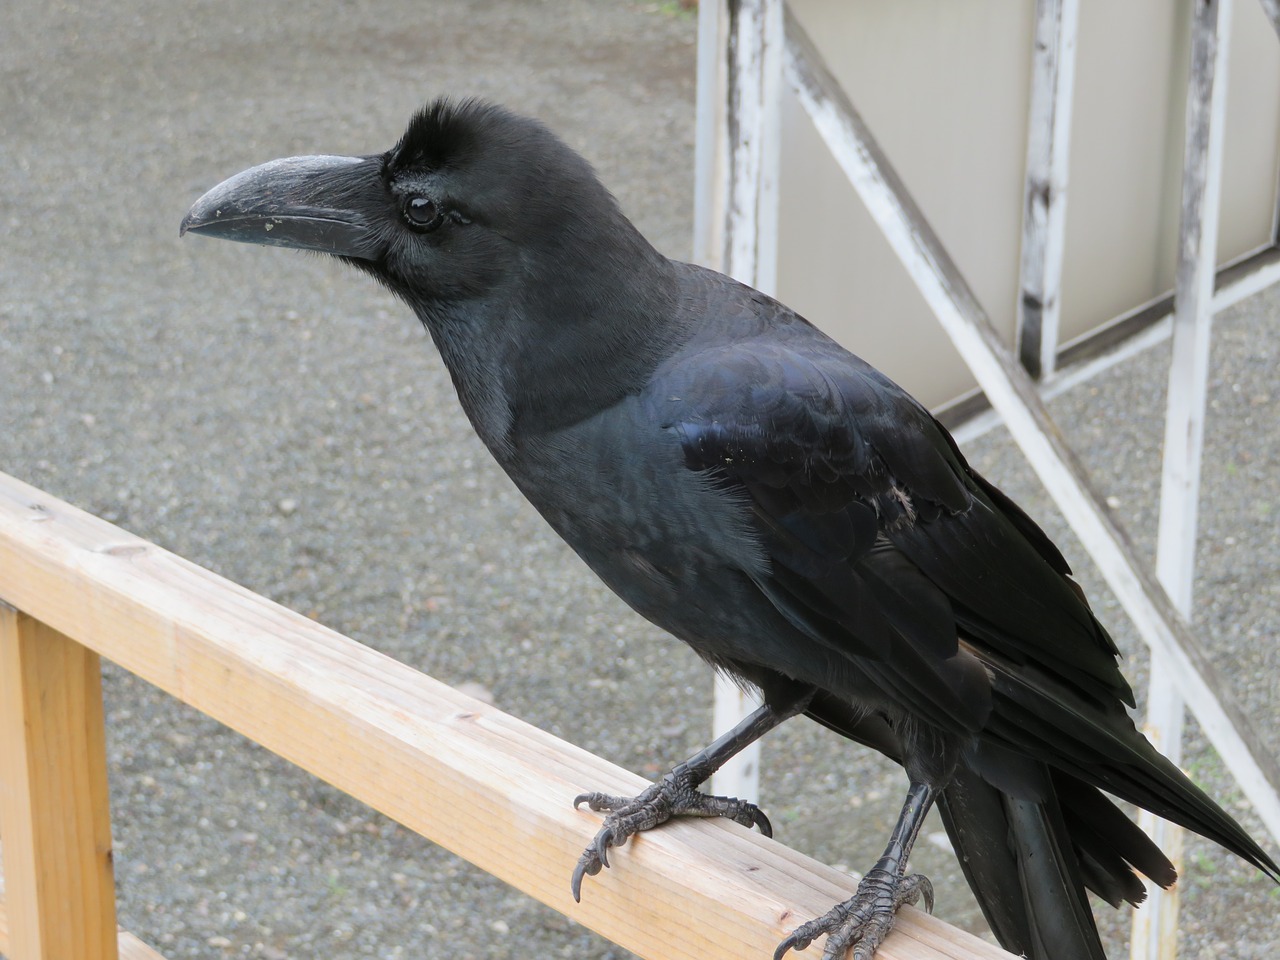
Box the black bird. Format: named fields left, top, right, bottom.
left=181, top=99, right=1278, bottom=960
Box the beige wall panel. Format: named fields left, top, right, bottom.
left=777, top=0, right=1032, bottom=407
left=1218, top=0, right=1280, bottom=265
left=1060, top=0, right=1279, bottom=345
left=777, top=1, right=1280, bottom=410
left=777, top=87, right=970, bottom=400
left=1059, top=0, right=1186, bottom=342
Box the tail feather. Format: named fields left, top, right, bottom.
left=804, top=694, right=1193, bottom=960
left=1052, top=772, right=1174, bottom=903
left=1008, top=792, right=1106, bottom=960
left=939, top=764, right=1113, bottom=960
left=983, top=679, right=1280, bottom=885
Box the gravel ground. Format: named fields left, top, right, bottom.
left=2, top=2, right=1278, bottom=958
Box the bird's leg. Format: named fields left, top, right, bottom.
left=571, top=693, right=807, bottom=901
left=775, top=781, right=937, bottom=960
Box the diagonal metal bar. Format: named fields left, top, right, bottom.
left=1017, top=0, right=1079, bottom=380
left=781, top=2, right=1280, bottom=844
left=1260, top=0, right=1280, bottom=41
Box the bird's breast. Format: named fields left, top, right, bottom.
left=503, top=407, right=769, bottom=639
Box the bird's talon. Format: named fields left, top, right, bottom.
left=570, top=855, right=600, bottom=903
left=773, top=930, right=809, bottom=960
left=752, top=807, right=774, bottom=837
left=574, top=791, right=625, bottom=814
left=774, top=867, right=931, bottom=960
left=571, top=776, right=772, bottom=898
left=908, top=874, right=935, bottom=913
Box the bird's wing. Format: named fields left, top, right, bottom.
left=652, top=331, right=1134, bottom=735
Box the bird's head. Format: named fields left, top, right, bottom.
left=182, top=98, right=676, bottom=443
left=181, top=98, right=655, bottom=316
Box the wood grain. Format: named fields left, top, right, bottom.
left=0, top=469, right=1012, bottom=960
left=0, top=850, right=169, bottom=959
left=0, top=608, right=118, bottom=959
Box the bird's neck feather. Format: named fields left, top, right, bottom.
left=418, top=230, right=682, bottom=458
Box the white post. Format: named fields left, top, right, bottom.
left=1017, top=0, right=1079, bottom=380
left=722, top=0, right=783, bottom=295
left=693, top=0, right=729, bottom=271
left=1132, top=2, right=1233, bottom=958
left=712, top=672, right=764, bottom=800
left=1271, top=0, right=1280, bottom=254
left=694, top=0, right=784, bottom=803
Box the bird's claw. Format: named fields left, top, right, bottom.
left=774, top=869, right=933, bottom=960
left=570, top=774, right=771, bottom=901
left=570, top=846, right=604, bottom=902
left=573, top=791, right=627, bottom=814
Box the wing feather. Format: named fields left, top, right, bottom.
left=653, top=333, right=1132, bottom=733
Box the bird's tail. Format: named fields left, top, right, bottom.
left=806, top=693, right=1179, bottom=960
left=936, top=762, right=1174, bottom=960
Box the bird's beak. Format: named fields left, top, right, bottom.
left=180, top=155, right=385, bottom=260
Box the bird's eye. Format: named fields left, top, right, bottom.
left=403, top=196, right=443, bottom=231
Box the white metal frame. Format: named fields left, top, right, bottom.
left=696, top=0, right=785, bottom=803
left=1134, top=2, right=1235, bottom=955
left=693, top=3, right=1280, bottom=958
left=1263, top=0, right=1280, bottom=41
left=1016, top=0, right=1079, bottom=381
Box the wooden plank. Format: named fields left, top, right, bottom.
left=0, top=606, right=118, bottom=960
left=1017, top=0, right=1079, bottom=380
left=1135, top=2, right=1235, bottom=958
left=1, top=863, right=9, bottom=959
left=0, top=851, right=167, bottom=960
left=117, top=934, right=165, bottom=960
left=782, top=3, right=1280, bottom=846
left=0, top=471, right=1014, bottom=960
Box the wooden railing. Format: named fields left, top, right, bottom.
left=0, top=470, right=1011, bottom=960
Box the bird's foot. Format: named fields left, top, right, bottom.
left=774, top=865, right=933, bottom=960
left=570, top=766, right=771, bottom=900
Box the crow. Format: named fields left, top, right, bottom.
left=181, top=99, right=1278, bottom=960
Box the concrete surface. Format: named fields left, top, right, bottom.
left=2, top=1, right=1277, bottom=958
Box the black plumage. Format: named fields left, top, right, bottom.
left=182, top=99, right=1278, bottom=960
